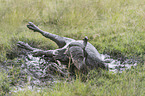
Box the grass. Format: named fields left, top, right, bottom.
left=0, top=0, right=144, bottom=95
left=0, top=70, right=10, bottom=96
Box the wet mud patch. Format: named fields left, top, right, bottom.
left=2, top=48, right=71, bottom=88
left=102, top=50, right=143, bottom=72
left=1, top=49, right=142, bottom=93
left=102, top=54, right=138, bottom=73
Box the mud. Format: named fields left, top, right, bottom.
left=0, top=52, right=140, bottom=93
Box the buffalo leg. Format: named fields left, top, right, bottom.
left=27, top=22, right=75, bottom=48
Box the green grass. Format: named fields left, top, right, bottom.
left=0, top=69, right=10, bottom=96
left=0, top=0, right=145, bottom=95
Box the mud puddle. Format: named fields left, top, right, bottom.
left=1, top=53, right=138, bottom=93
left=13, top=54, right=138, bottom=87
left=102, top=54, right=137, bottom=73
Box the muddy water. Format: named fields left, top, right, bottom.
left=22, top=54, right=138, bottom=81
left=18, top=54, right=63, bottom=86
left=24, top=54, right=138, bottom=75
left=17, top=54, right=138, bottom=87
left=1, top=54, right=138, bottom=93
left=101, top=54, right=137, bottom=73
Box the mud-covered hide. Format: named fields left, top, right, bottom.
left=68, top=46, right=86, bottom=70
left=17, top=22, right=108, bottom=74
left=67, top=40, right=107, bottom=70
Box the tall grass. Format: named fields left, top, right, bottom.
left=0, top=0, right=145, bottom=95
